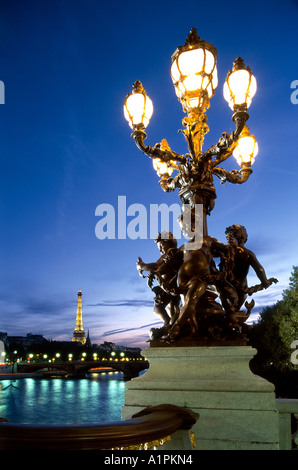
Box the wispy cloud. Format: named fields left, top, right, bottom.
left=88, top=299, right=153, bottom=308
left=102, top=321, right=162, bottom=337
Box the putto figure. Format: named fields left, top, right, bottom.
left=137, top=233, right=182, bottom=333
left=222, top=225, right=278, bottom=311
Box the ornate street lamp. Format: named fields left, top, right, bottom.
left=124, top=29, right=258, bottom=222
left=123, top=28, right=277, bottom=345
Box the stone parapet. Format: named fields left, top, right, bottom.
left=122, top=346, right=279, bottom=450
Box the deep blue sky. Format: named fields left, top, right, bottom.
left=0, top=0, right=297, bottom=348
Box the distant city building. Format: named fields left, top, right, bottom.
left=85, top=330, right=91, bottom=348
left=0, top=332, right=7, bottom=344
left=4, top=332, right=48, bottom=348
left=97, top=341, right=116, bottom=352
left=72, top=290, right=87, bottom=344
left=94, top=341, right=141, bottom=355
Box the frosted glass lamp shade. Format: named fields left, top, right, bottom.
left=124, top=81, right=153, bottom=129
left=224, top=57, right=257, bottom=110
left=233, top=133, right=258, bottom=166
left=170, top=28, right=217, bottom=113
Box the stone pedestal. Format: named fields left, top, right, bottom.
left=122, top=346, right=279, bottom=450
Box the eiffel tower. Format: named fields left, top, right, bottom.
left=72, top=289, right=86, bottom=344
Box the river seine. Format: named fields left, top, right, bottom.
left=0, top=372, right=131, bottom=424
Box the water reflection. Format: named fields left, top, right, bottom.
left=0, top=372, right=126, bottom=424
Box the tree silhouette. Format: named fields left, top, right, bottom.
left=249, top=266, right=298, bottom=397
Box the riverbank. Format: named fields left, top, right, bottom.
left=0, top=371, right=66, bottom=380
left=0, top=368, right=122, bottom=380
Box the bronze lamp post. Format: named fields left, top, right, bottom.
left=124, top=28, right=277, bottom=346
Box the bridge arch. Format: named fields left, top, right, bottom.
left=17, top=360, right=148, bottom=379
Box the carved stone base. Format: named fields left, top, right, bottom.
left=149, top=335, right=248, bottom=348
left=122, top=346, right=279, bottom=450
left=149, top=309, right=250, bottom=346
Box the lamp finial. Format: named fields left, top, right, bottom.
left=185, top=28, right=201, bottom=46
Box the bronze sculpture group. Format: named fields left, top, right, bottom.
left=137, top=223, right=277, bottom=345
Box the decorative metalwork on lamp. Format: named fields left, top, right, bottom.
left=123, top=29, right=257, bottom=218
left=124, top=28, right=278, bottom=345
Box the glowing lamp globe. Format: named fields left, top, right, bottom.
left=224, top=57, right=257, bottom=110
left=124, top=80, right=153, bottom=129
left=233, top=127, right=258, bottom=166
left=152, top=158, right=173, bottom=178
left=170, top=28, right=218, bottom=113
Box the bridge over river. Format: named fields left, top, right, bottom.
left=17, top=359, right=149, bottom=380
